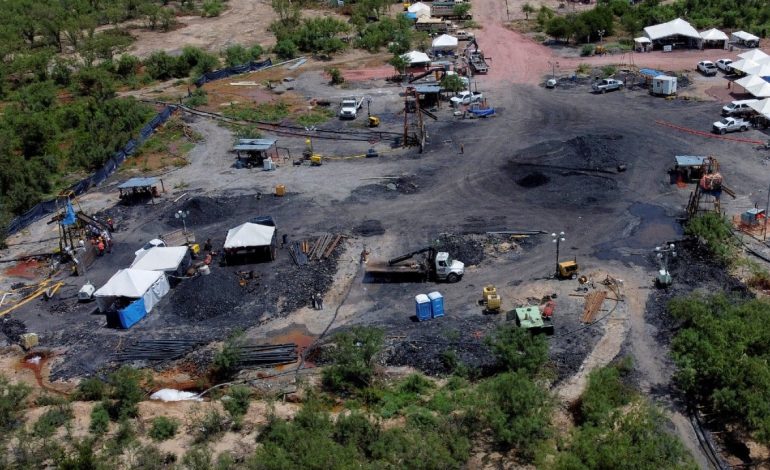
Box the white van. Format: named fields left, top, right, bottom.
left=722, top=99, right=758, bottom=117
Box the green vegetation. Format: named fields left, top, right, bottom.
left=322, top=326, right=384, bottom=393
left=0, top=376, right=31, bottom=436
left=295, top=108, right=335, bottom=127
left=33, top=402, right=74, bottom=438
left=487, top=324, right=549, bottom=375
left=223, top=101, right=290, bottom=124
left=327, top=67, right=344, bottom=85
left=685, top=212, right=737, bottom=264
left=670, top=294, right=770, bottom=444
left=89, top=404, right=110, bottom=435
left=222, top=43, right=264, bottom=67
left=440, top=74, right=465, bottom=93
left=223, top=385, right=251, bottom=429
left=149, top=416, right=179, bottom=441
left=190, top=408, right=228, bottom=444
left=105, top=366, right=148, bottom=421
left=552, top=362, right=697, bottom=469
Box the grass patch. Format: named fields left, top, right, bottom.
left=149, top=416, right=179, bottom=441
left=127, top=117, right=200, bottom=171
left=294, top=108, right=335, bottom=127
left=222, top=101, right=290, bottom=123
left=33, top=403, right=73, bottom=438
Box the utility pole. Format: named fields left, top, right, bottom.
left=548, top=60, right=559, bottom=79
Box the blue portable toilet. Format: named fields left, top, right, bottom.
left=415, top=294, right=431, bottom=321
left=428, top=291, right=444, bottom=318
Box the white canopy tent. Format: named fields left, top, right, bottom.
left=94, top=268, right=170, bottom=313
left=224, top=222, right=276, bottom=249
left=407, top=2, right=431, bottom=18
left=401, top=50, right=431, bottom=65
left=432, top=34, right=459, bottom=51
left=731, top=58, right=762, bottom=75
left=735, top=74, right=766, bottom=90
left=738, top=49, right=769, bottom=63
left=634, top=36, right=651, bottom=51
left=745, top=79, right=770, bottom=98
left=643, top=18, right=701, bottom=48
left=699, top=28, right=728, bottom=48
left=749, top=99, right=770, bottom=119
left=131, top=246, right=189, bottom=273
left=732, top=31, right=760, bottom=47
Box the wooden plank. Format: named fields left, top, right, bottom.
left=323, top=234, right=342, bottom=259
left=581, top=290, right=607, bottom=323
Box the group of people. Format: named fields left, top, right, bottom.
left=85, top=218, right=115, bottom=256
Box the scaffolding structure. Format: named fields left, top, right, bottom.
left=402, top=86, right=426, bottom=151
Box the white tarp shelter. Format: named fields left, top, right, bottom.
left=749, top=98, right=770, bottom=118
left=94, top=268, right=170, bottom=313
left=731, top=58, right=762, bottom=75
left=634, top=36, right=652, bottom=51
left=407, top=2, right=431, bottom=18
left=736, top=74, right=766, bottom=90
left=131, top=246, right=189, bottom=273
left=738, top=49, right=769, bottom=63
left=401, top=50, right=431, bottom=65
left=745, top=79, right=770, bottom=98
left=732, top=31, right=760, bottom=47
left=224, top=222, right=276, bottom=249
left=643, top=18, right=700, bottom=48
left=699, top=28, right=728, bottom=48
left=432, top=34, right=459, bottom=50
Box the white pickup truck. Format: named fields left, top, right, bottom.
left=712, top=117, right=750, bottom=134
left=339, top=97, right=364, bottom=119
left=592, top=78, right=623, bottom=93
left=450, top=90, right=483, bottom=106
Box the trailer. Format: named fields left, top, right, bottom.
left=430, top=1, right=472, bottom=19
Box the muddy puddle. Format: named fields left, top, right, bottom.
left=594, top=203, right=683, bottom=263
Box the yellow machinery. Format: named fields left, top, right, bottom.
left=310, top=154, right=322, bottom=166
left=403, top=2, right=410, bottom=10
left=369, top=116, right=380, bottom=127
left=481, top=285, right=501, bottom=313
left=557, top=259, right=579, bottom=279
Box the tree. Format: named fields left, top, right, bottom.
left=440, top=74, right=465, bottom=92
left=546, top=16, right=571, bottom=42
left=453, top=2, right=471, bottom=19
left=521, top=2, right=535, bottom=20
left=273, top=39, right=298, bottom=60
left=388, top=54, right=408, bottom=75
left=322, top=327, right=384, bottom=392
left=144, top=51, right=177, bottom=80
left=271, top=0, right=300, bottom=26
left=486, top=324, right=548, bottom=376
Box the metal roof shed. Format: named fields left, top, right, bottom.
left=118, top=177, right=163, bottom=204
left=233, top=138, right=277, bottom=152
left=118, top=177, right=159, bottom=189
left=675, top=156, right=707, bottom=168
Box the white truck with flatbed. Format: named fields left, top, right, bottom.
left=365, top=247, right=465, bottom=283
left=339, top=96, right=364, bottom=119
left=712, top=116, right=750, bottom=134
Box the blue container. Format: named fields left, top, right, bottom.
left=428, top=291, right=444, bottom=318
left=415, top=294, right=431, bottom=321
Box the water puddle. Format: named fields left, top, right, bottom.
left=594, top=203, right=683, bottom=264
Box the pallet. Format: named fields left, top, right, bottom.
left=581, top=290, right=607, bottom=323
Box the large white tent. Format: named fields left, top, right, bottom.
left=749, top=99, right=770, bottom=119
left=224, top=222, right=276, bottom=249
left=738, top=49, right=769, bottom=63
left=643, top=18, right=700, bottom=48
left=731, top=58, right=762, bottom=75
left=432, top=34, right=458, bottom=51
left=131, top=246, right=189, bottom=273
left=699, top=28, right=728, bottom=48
left=94, top=268, right=170, bottom=314
left=407, top=2, right=430, bottom=18
left=735, top=74, right=766, bottom=90
left=401, top=50, right=431, bottom=65
left=745, top=79, right=770, bottom=98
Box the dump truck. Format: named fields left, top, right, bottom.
left=339, top=97, right=364, bottom=119
left=365, top=247, right=464, bottom=282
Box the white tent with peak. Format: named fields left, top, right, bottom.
left=749, top=99, right=770, bottom=119
left=738, top=49, right=769, bottom=63
left=643, top=18, right=700, bottom=42
left=401, top=50, right=431, bottom=65
left=407, top=2, right=431, bottom=18
left=432, top=34, right=459, bottom=51
left=224, top=222, right=276, bottom=249
left=94, top=268, right=170, bottom=313
left=131, top=246, right=190, bottom=273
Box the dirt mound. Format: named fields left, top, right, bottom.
left=436, top=233, right=485, bottom=266
left=353, top=220, right=385, bottom=237
left=1, top=318, right=26, bottom=343
left=346, top=176, right=421, bottom=204
left=173, top=197, right=230, bottom=227
left=517, top=172, right=550, bottom=188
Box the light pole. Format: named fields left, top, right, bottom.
left=655, top=243, right=677, bottom=287
left=175, top=210, right=189, bottom=235
left=552, top=231, right=565, bottom=277
left=548, top=60, right=559, bottom=79
left=598, top=29, right=605, bottom=44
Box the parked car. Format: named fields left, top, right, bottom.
left=134, top=238, right=166, bottom=256
left=697, top=61, right=718, bottom=76
left=715, top=59, right=733, bottom=73
left=450, top=90, right=483, bottom=106
left=722, top=99, right=758, bottom=117
left=592, top=78, right=623, bottom=93
left=712, top=117, right=750, bottom=134
left=545, top=78, right=557, bottom=88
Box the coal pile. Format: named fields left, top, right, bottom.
left=1, top=317, right=26, bottom=343
left=353, top=220, right=385, bottom=237
left=436, top=233, right=484, bottom=266
left=517, top=172, right=550, bottom=188
left=346, top=176, right=421, bottom=203
left=395, top=176, right=420, bottom=194
left=172, top=197, right=231, bottom=227
left=169, top=271, right=249, bottom=321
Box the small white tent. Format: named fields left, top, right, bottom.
left=699, top=28, right=728, bottom=48
left=407, top=2, right=430, bottom=18
left=94, top=268, right=170, bottom=314
left=401, top=50, right=431, bottom=65
left=131, top=246, right=190, bottom=273
left=224, top=223, right=276, bottom=249
left=732, top=31, right=760, bottom=47
left=432, top=34, right=459, bottom=51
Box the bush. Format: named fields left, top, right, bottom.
left=322, top=326, right=384, bottom=393
left=578, top=359, right=634, bottom=424
left=327, top=67, right=344, bottom=85
left=190, top=408, right=228, bottom=443
left=212, top=332, right=244, bottom=380
left=222, top=44, right=263, bottom=67
left=685, top=212, right=737, bottom=264
left=184, top=88, right=208, bottom=107
left=201, top=0, right=224, bottom=17
left=222, top=385, right=251, bottom=425
left=183, top=446, right=214, bottom=470
left=33, top=403, right=74, bottom=438
left=107, top=366, right=146, bottom=420
left=149, top=416, right=179, bottom=441
left=89, top=404, right=110, bottom=435
left=486, top=324, right=548, bottom=376
left=273, top=39, right=298, bottom=60
left=0, top=376, right=31, bottom=434
left=580, top=44, right=595, bottom=56
left=144, top=51, right=177, bottom=80
left=177, top=46, right=220, bottom=77
left=76, top=377, right=107, bottom=401
left=601, top=65, right=617, bottom=77
left=115, top=54, right=140, bottom=78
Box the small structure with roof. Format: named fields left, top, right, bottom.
left=634, top=36, right=652, bottom=52
left=233, top=137, right=278, bottom=168
left=407, top=2, right=431, bottom=18
left=699, top=28, right=728, bottom=49
left=118, top=177, right=163, bottom=204
left=732, top=31, right=760, bottom=48
left=94, top=268, right=170, bottom=328
left=131, top=246, right=191, bottom=276
left=224, top=221, right=277, bottom=263
left=402, top=50, right=431, bottom=66
left=432, top=34, right=459, bottom=52
left=643, top=18, right=701, bottom=50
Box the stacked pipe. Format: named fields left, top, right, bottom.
left=235, top=343, right=298, bottom=367
left=113, top=338, right=203, bottom=362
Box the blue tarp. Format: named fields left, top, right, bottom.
left=60, top=201, right=77, bottom=226
left=470, top=108, right=495, bottom=117
left=118, top=298, right=147, bottom=329
left=640, top=68, right=663, bottom=77
left=194, top=58, right=272, bottom=87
